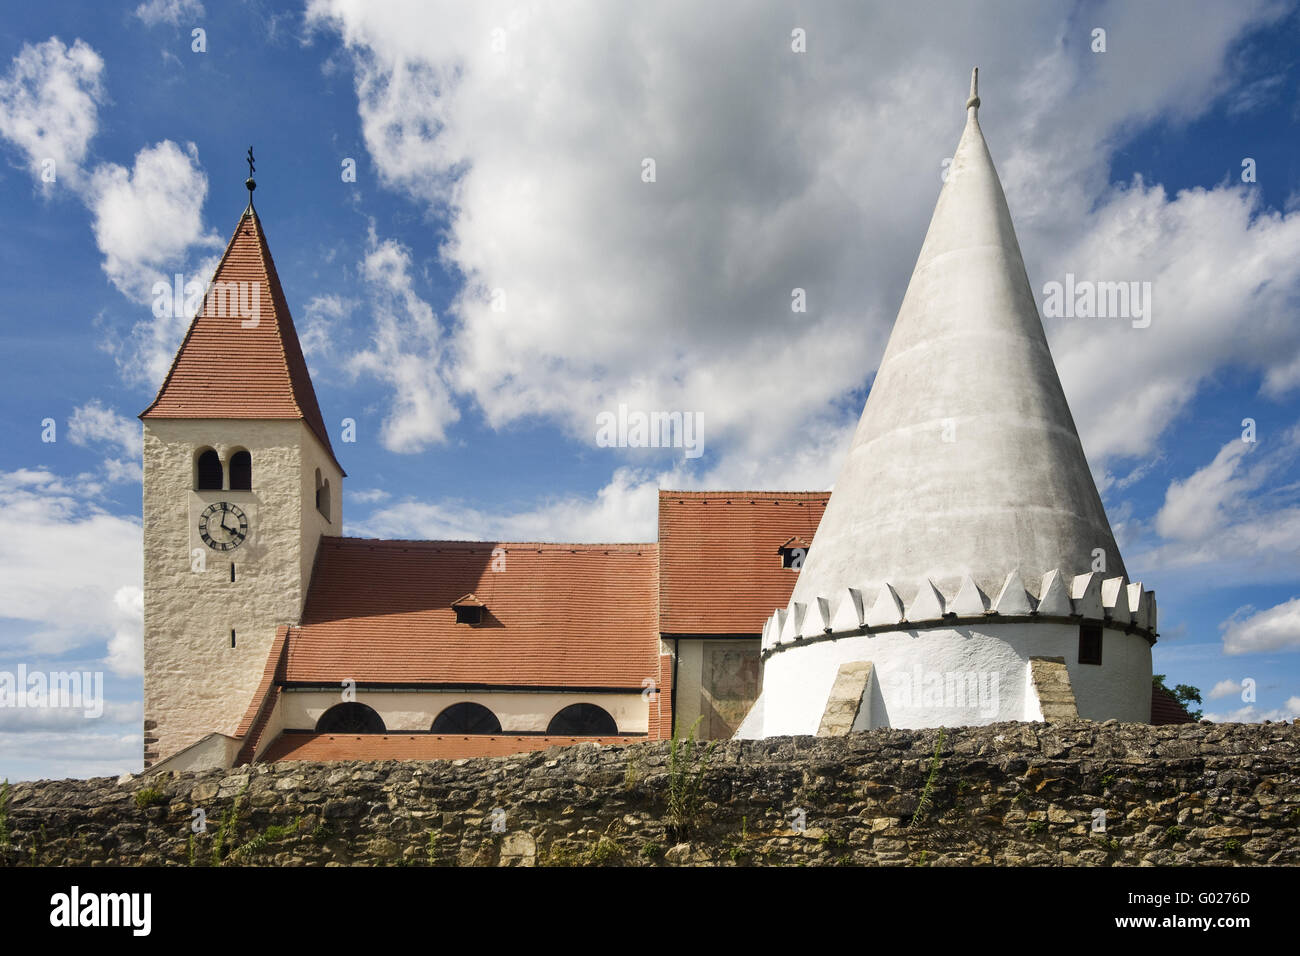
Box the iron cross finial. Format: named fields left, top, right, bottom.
left=244, top=146, right=257, bottom=206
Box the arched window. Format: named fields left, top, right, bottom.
left=196, top=449, right=223, bottom=490
left=229, top=450, right=252, bottom=490
left=315, top=702, right=385, bottom=734
left=431, top=702, right=502, bottom=734
left=547, top=703, right=618, bottom=736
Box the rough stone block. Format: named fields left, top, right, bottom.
left=816, top=662, right=874, bottom=736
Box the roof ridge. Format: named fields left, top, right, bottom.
left=327, top=536, right=658, bottom=550
left=246, top=210, right=344, bottom=474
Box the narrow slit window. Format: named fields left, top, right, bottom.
left=230, top=563, right=236, bottom=582
left=231, top=629, right=236, bottom=648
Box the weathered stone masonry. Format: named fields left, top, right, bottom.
left=1, top=721, right=1296, bottom=866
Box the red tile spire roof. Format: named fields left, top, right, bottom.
left=139, top=205, right=344, bottom=474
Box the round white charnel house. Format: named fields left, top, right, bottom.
left=736, top=70, right=1156, bottom=738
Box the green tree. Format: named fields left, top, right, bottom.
left=1153, top=673, right=1203, bottom=720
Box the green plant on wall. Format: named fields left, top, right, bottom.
left=210, top=778, right=251, bottom=866
left=134, top=786, right=167, bottom=810
left=225, top=816, right=304, bottom=865
left=910, top=728, right=946, bottom=827
left=623, top=752, right=644, bottom=792
left=666, top=717, right=716, bottom=838
left=587, top=828, right=626, bottom=866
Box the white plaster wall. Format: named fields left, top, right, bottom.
left=741, top=623, right=1151, bottom=737
left=298, top=425, right=343, bottom=607
left=280, top=689, right=649, bottom=734
left=143, top=419, right=324, bottom=764
left=147, top=732, right=242, bottom=774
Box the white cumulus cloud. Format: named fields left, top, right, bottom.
left=0, top=36, right=104, bottom=189
left=1221, top=597, right=1300, bottom=655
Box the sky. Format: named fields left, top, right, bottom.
left=1, top=0, right=1298, bottom=781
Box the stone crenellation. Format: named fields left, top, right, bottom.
left=0, top=720, right=1296, bottom=867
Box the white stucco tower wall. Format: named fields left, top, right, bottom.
left=737, top=70, right=1155, bottom=737
left=142, top=420, right=340, bottom=765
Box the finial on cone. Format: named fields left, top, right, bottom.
left=245, top=145, right=257, bottom=208
left=966, top=67, right=980, bottom=112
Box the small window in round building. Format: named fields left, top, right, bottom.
left=315, top=702, right=386, bottom=734
left=547, top=703, right=618, bottom=736
left=196, top=449, right=223, bottom=490
left=431, top=702, right=502, bottom=735
left=229, top=450, right=252, bottom=490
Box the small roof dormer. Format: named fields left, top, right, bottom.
left=451, top=592, right=487, bottom=625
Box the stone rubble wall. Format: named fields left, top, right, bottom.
left=0, top=720, right=1296, bottom=867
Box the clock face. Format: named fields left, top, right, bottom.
left=199, top=502, right=249, bottom=551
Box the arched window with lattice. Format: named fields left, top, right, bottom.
left=431, top=702, right=502, bottom=734
left=547, top=703, right=618, bottom=736
left=315, top=702, right=385, bottom=733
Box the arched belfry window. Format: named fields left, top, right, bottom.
left=431, top=702, right=502, bottom=735
left=547, top=703, right=618, bottom=736
left=196, top=449, right=222, bottom=490
left=315, top=702, right=386, bottom=734
left=229, top=450, right=252, bottom=490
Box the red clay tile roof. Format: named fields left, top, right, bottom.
left=658, top=491, right=829, bottom=634
left=140, top=206, right=344, bottom=475
left=1151, top=684, right=1196, bottom=725
left=233, top=625, right=293, bottom=765
left=261, top=732, right=640, bottom=762
left=285, top=538, right=659, bottom=687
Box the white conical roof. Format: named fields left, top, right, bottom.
left=791, top=70, right=1125, bottom=609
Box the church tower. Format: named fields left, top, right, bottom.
left=738, top=71, right=1155, bottom=737
left=139, top=174, right=344, bottom=767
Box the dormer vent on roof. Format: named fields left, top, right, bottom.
left=452, top=592, right=487, bottom=625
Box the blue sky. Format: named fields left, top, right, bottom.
left=1, top=0, right=1299, bottom=780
